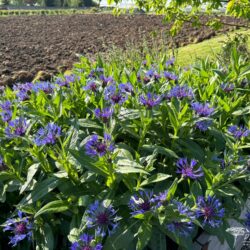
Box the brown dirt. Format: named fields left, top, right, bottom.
left=0, top=14, right=247, bottom=85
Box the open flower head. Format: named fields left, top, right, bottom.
left=228, top=125, right=250, bottom=139
left=86, top=200, right=119, bottom=237
left=195, top=120, right=212, bottom=131
left=176, top=158, right=204, bottom=180
left=191, top=102, right=214, bottom=117
left=129, top=190, right=156, bottom=216
left=5, top=118, right=28, bottom=138
left=196, top=195, right=225, bottom=228
left=85, top=133, right=114, bottom=157
left=3, top=210, right=33, bottom=247
left=70, top=234, right=103, bottom=250
left=104, top=84, right=127, bottom=105
left=167, top=85, right=194, bottom=99
left=166, top=200, right=195, bottom=236
left=94, top=107, right=113, bottom=123
left=139, top=92, right=162, bottom=109
left=34, top=123, right=61, bottom=146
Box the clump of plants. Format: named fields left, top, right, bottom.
left=0, top=49, right=249, bottom=249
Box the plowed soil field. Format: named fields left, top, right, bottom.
left=0, top=14, right=247, bottom=85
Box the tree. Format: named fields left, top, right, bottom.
left=108, top=0, right=250, bottom=34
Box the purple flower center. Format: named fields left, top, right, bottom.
left=145, top=100, right=154, bottom=109
left=96, top=212, right=109, bottom=225
left=203, top=206, right=214, bottom=219
left=183, top=167, right=193, bottom=177
left=15, top=222, right=27, bottom=235
left=138, top=200, right=151, bottom=211
left=82, top=247, right=92, bottom=250
left=111, top=94, right=122, bottom=104
left=96, top=143, right=107, bottom=154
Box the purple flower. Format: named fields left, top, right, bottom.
left=221, top=83, right=234, bottom=92
left=14, top=82, right=33, bottom=101
left=86, top=201, right=120, bottom=237
left=176, top=158, right=203, bottom=180
left=196, top=196, right=225, bottom=228
left=165, top=57, right=175, bottom=67
left=34, top=123, right=61, bottom=146
left=70, top=234, right=103, bottom=250
left=167, top=85, right=194, bottom=99
left=104, top=84, right=127, bottom=105
left=119, top=83, right=134, bottom=94
left=88, top=68, right=104, bottom=78
left=228, top=125, right=250, bottom=139
left=129, top=190, right=156, bottom=216
left=0, top=101, right=12, bottom=122
left=99, top=75, right=114, bottom=87
left=32, top=81, right=55, bottom=94
left=245, top=212, right=250, bottom=230
left=94, top=107, right=113, bottom=123
left=56, top=75, right=79, bottom=87
left=139, top=92, right=162, bottom=109
left=85, top=134, right=114, bottom=157
left=0, top=156, right=7, bottom=171
left=3, top=210, right=33, bottom=247
left=195, top=120, right=213, bottom=131
left=84, top=80, right=98, bottom=93
left=144, top=68, right=161, bottom=82
left=164, top=71, right=178, bottom=81
left=166, top=200, right=195, bottom=236
left=153, top=190, right=169, bottom=207
left=5, top=118, right=28, bottom=138
left=191, top=102, right=214, bottom=117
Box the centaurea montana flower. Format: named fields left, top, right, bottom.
left=85, top=200, right=120, bottom=237
left=196, top=195, right=225, bottom=228
left=191, top=102, right=214, bottom=117
left=3, top=210, right=33, bottom=247
left=14, top=82, right=33, bottom=101
left=139, top=92, right=162, bottom=109
left=94, top=107, right=113, bottom=123
left=85, top=133, right=114, bottom=157
left=166, top=200, right=195, bottom=236
left=104, top=84, right=127, bottom=105
left=152, top=190, right=169, bottom=207
left=244, top=212, right=250, bottom=230
left=5, top=118, right=28, bottom=138
left=99, top=75, right=114, bottom=87
left=119, top=83, right=134, bottom=95
left=167, top=85, right=194, bottom=99
left=129, top=190, right=156, bottom=216
left=143, top=68, right=161, bottom=83
left=228, top=125, right=250, bottom=139
left=34, top=123, right=61, bottom=146
left=165, top=57, right=175, bottom=67
left=0, top=100, right=12, bottom=122
left=195, top=120, right=213, bottom=131
left=83, top=80, right=98, bottom=93
left=176, top=158, right=204, bottom=180
left=221, top=83, right=235, bottom=92
left=32, top=81, right=55, bottom=94
left=164, top=71, right=178, bottom=81
left=70, top=234, right=103, bottom=250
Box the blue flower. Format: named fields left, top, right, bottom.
left=5, top=118, right=28, bottom=138
left=0, top=155, right=7, bottom=171
left=195, top=120, right=212, bottom=131
left=221, top=83, right=234, bottom=92
left=3, top=210, right=33, bottom=247
left=85, top=133, right=114, bottom=157
left=94, top=107, right=113, bottom=123
left=139, top=92, right=162, bottom=109
left=99, top=75, right=114, bottom=87
left=167, top=85, right=194, bottom=99
left=228, top=125, right=250, bottom=139
left=55, top=75, right=79, bottom=87
left=70, top=234, right=103, bottom=250
left=196, top=196, right=225, bottom=228
left=191, top=102, right=214, bottom=117
left=165, top=57, right=175, bottom=67
left=14, top=82, right=33, bottom=101
left=129, top=190, right=156, bottom=216
left=166, top=200, right=195, bottom=236
left=104, top=84, right=127, bottom=105
left=144, top=68, right=161, bottom=83
left=119, top=83, right=134, bottom=94
left=86, top=201, right=120, bottom=237
left=244, top=212, right=250, bottom=230
left=164, top=71, right=178, bottom=81
left=176, top=158, right=204, bottom=180
left=153, top=190, right=169, bottom=207
left=0, top=100, right=12, bottom=122
left=32, top=81, right=55, bottom=94
left=84, top=80, right=98, bottom=93
left=34, top=123, right=61, bottom=146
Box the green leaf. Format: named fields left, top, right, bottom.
left=167, top=178, right=178, bottom=200
left=35, top=200, right=69, bottom=218
left=140, top=173, right=172, bottom=187
left=116, top=159, right=149, bottom=174
left=136, top=222, right=152, bottom=250
left=142, top=145, right=178, bottom=158
left=148, top=227, right=166, bottom=250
